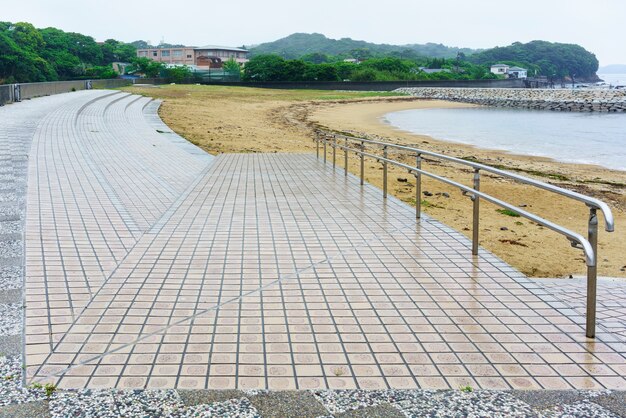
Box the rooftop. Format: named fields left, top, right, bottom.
left=194, top=45, right=248, bottom=52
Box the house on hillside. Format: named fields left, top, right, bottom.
left=490, top=63, right=509, bottom=75
left=137, top=45, right=249, bottom=69
left=490, top=63, right=528, bottom=78
left=508, top=66, right=528, bottom=78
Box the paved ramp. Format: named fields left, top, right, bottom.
left=1, top=90, right=622, bottom=391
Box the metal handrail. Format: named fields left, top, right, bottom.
left=328, top=132, right=615, bottom=232
left=314, top=129, right=615, bottom=338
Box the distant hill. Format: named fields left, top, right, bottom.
left=249, top=33, right=479, bottom=59
left=599, top=64, right=626, bottom=74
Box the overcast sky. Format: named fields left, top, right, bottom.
left=4, top=0, right=624, bottom=66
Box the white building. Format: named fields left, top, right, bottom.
left=508, top=66, right=528, bottom=78
left=489, top=63, right=527, bottom=79
left=490, top=64, right=509, bottom=75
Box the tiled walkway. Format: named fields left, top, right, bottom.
left=9, top=91, right=625, bottom=391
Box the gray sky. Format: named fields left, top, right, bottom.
left=4, top=0, right=625, bottom=66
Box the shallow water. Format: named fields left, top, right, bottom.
left=383, top=107, right=626, bottom=171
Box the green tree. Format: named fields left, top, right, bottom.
left=100, top=39, right=137, bottom=63
left=85, top=65, right=117, bottom=79
left=350, top=68, right=377, bottom=81
left=163, top=66, right=192, bottom=83
left=223, top=58, right=241, bottom=80
left=303, top=63, right=339, bottom=81
left=301, top=52, right=330, bottom=64
left=10, top=22, right=44, bottom=52
left=334, top=62, right=358, bottom=81
left=242, top=54, right=287, bottom=81
left=129, top=57, right=164, bottom=78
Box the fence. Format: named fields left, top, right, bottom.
left=315, top=129, right=615, bottom=338
left=0, top=84, right=12, bottom=106
left=0, top=79, right=133, bottom=105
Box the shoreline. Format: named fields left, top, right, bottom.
left=307, top=99, right=626, bottom=278
left=379, top=106, right=626, bottom=173
left=308, top=99, right=626, bottom=190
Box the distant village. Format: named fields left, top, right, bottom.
left=134, top=45, right=528, bottom=79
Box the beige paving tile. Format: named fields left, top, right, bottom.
left=20, top=125, right=625, bottom=392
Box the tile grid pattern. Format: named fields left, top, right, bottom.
left=13, top=91, right=624, bottom=392
left=24, top=91, right=213, bottom=372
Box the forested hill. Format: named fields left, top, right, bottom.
left=470, top=41, right=599, bottom=79
left=249, top=33, right=478, bottom=60
left=251, top=35, right=599, bottom=80
left=0, top=21, right=137, bottom=83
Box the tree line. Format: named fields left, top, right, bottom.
left=242, top=55, right=498, bottom=82
left=0, top=21, right=137, bottom=83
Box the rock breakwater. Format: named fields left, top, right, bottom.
left=395, top=87, right=626, bottom=112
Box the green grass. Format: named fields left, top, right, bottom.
left=496, top=208, right=521, bottom=217
left=421, top=199, right=444, bottom=209
left=583, top=178, right=626, bottom=188
left=44, top=383, right=57, bottom=397
left=29, top=382, right=57, bottom=398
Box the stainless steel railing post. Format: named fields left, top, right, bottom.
left=383, top=146, right=388, bottom=199
left=332, top=136, right=337, bottom=168
left=360, top=141, right=365, bottom=186
left=472, top=168, right=481, bottom=255
left=316, top=135, right=320, bottom=159
left=415, top=154, right=422, bottom=219
left=344, top=138, right=349, bottom=176
left=323, top=138, right=327, bottom=163
left=586, top=207, right=598, bottom=338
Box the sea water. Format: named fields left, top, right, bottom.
left=383, top=107, right=626, bottom=171
left=598, top=73, right=626, bottom=86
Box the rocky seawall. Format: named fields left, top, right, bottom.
left=395, top=87, right=626, bottom=112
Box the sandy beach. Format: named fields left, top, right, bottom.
left=309, top=100, right=626, bottom=278
left=126, top=85, right=626, bottom=279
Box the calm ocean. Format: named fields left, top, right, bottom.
left=598, top=73, right=626, bottom=86
left=383, top=107, right=626, bottom=171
